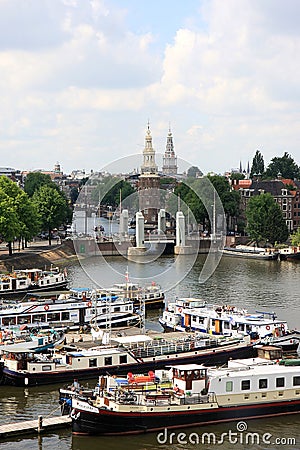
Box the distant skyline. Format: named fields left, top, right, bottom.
left=1, top=0, right=300, bottom=175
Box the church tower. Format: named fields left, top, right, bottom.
left=162, top=127, right=177, bottom=175
left=138, top=122, right=160, bottom=226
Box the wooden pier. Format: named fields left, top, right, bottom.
left=0, top=415, right=71, bottom=439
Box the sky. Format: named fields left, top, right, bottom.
left=1, top=0, right=300, bottom=176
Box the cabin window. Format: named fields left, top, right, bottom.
left=42, top=365, right=52, bottom=371
left=293, top=376, right=300, bottom=386
left=114, top=307, right=121, bottom=313
left=226, top=381, right=233, bottom=392
left=223, top=322, right=230, bottom=329
left=47, top=313, right=60, bottom=321
left=104, top=356, right=112, bottom=366
left=276, top=377, right=285, bottom=388
left=17, top=315, right=31, bottom=325
left=2, top=317, right=16, bottom=326
left=119, top=355, right=127, bottom=364
left=241, top=380, right=250, bottom=390
left=33, top=314, right=46, bottom=323
left=211, top=320, right=215, bottom=326
left=89, top=358, right=97, bottom=367
left=259, top=379, right=268, bottom=389
left=61, top=312, right=70, bottom=320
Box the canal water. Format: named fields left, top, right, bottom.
left=0, top=254, right=300, bottom=449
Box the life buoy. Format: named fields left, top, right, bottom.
left=44, top=305, right=49, bottom=311
left=266, top=325, right=270, bottom=331
left=87, top=301, right=92, bottom=307
left=178, top=307, right=183, bottom=313
left=70, top=409, right=80, bottom=420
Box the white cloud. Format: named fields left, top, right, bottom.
left=0, top=0, right=300, bottom=174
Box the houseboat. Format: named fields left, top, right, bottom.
left=70, top=356, right=300, bottom=435
left=0, top=292, right=140, bottom=332
left=159, top=298, right=289, bottom=339
left=0, top=333, right=255, bottom=386
left=278, top=246, right=300, bottom=261
left=0, top=267, right=68, bottom=297
left=222, top=245, right=279, bottom=260
left=69, top=281, right=165, bottom=310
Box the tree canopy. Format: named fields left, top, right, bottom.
left=32, top=185, right=69, bottom=245
left=187, top=166, right=203, bottom=178
left=24, top=172, right=54, bottom=197
left=0, top=176, right=41, bottom=254
left=246, top=193, right=288, bottom=245
left=290, top=228, right=300, bottom=246
left=250, top=150, right=265, bottom=178
left=91, top=176, right=135, bottom=207
left=265, top=152, right=300, bottom=180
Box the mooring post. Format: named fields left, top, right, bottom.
left=38, top=415, right=43, bottom=433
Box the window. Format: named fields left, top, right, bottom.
left=62, top=312, right=69, bottom=320
left=259, top=379, right=268, bottom=389
left=104, top=356, right=112, bottom=366
left=224, top=322, right=230, bottom=329
left=119, top=355, right=127, bottom=364
left=276, top=378, right=285, bottom=388
left=226, top=381, right=233, bottom=392
left=293, top=376, right=300, bottom=386
left=89, top=358, right=97, bottom=367
left=241, top=380, right=250, bottom=390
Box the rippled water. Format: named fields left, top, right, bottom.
left=1, top=254, right=300, bottom=449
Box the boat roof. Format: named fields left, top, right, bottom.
left=0, top=341, right=39, bottom=353
left=67, top=347, right=124, bottom=356
left=210, top=361, right=300, bottom=378
left=112, top=334, right=153, bottom=344
left=168, top=364, right=207, bottom=371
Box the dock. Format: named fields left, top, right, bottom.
left=0, top=415, right=71, bottom=439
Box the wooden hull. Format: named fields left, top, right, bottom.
left=72, top=399, right=300, bottom=435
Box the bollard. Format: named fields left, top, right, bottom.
left=38, top=415, right=43, bottom=433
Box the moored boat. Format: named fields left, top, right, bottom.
left=0, top=292, right=140, bottom=332
left=278, top=246, right=300, bottom=261
left=0, top=267, right=68, bottom=297
left=0, top=332, right=255, bottom=386
left=70, top=355, right=300, bottom=435
left=222, top=245, right=279, bottom=260
left=159, top=297, right=289, bottom=339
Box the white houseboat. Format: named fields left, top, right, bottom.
left=159, top=298, right=289, bottom=339
left=0, top=293, right=139, bottom=332
left=0, top=267, right=68, bottom=297
left=70, top=356, right=300, bottom=435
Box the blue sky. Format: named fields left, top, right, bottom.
left=0, top=0, right=300, bottom=175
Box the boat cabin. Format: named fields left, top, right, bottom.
left=170, top=364, right=208, bottom=395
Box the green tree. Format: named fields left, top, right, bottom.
left=250, top=150, right=265, bottom=178
left=24, top=172, right=53, bottom=197
left=246, top=193, right=288, bottom=245
left=265, top=152, right=300, bottom=179
left=92, top=176, right=135, bottom=207
left=0, top=176, right=41, bottom=254
left=32, top=185, right=69, bottom=245
left=0, top=190, right=20, bottom=255
left=290, top=228, right=300, bottom=246
left=187, top=166, right=203, bottom=178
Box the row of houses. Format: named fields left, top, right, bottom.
left=232, top=176, right=300, bottom=232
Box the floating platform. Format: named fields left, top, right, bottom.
left=0, top=416, right=71, bottom=439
